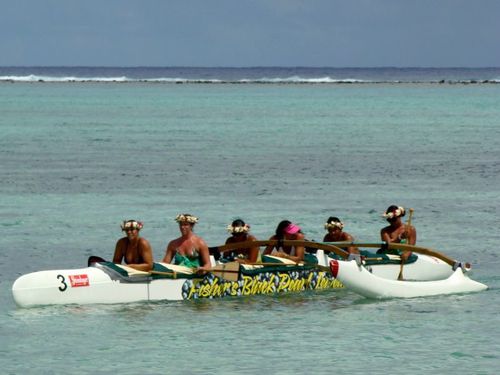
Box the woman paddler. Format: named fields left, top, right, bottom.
left=162, top=214, right=212, bottom=273
left=263, top=220, right=305, bottom=262
left=323, top=216, right=359, bottom=254
left=222, top=219, right=259, bottom=263
left=113, top=220, right=154, bottom=272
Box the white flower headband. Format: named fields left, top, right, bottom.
left=324, top=221, right=344, bottom=230
left=382, top=206, right=405, bottom=219
left=175, top=214, right=198, bottom=224
left=121, top=220, right=143, bottom=231
left=227, top=224, right=250, bottom=234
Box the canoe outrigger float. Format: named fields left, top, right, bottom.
left=11, top=240, right=486, bottom=307
left=329, top=258, right=487, bottom=299
left=328, top=242, right=487, bottom=299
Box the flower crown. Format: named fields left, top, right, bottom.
left=382, top=206, right=405, bottom=219
left=175, top=214, right=198, bottom=224
left=324, top=221, right=344, bottom=230
left=227, top=224, right=250, bottom=234
left=121, top=220, right=143, bottom=231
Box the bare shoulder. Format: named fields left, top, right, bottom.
left=344, top=232, right=354, bottom=241
left=116, top=237, right=127, bottom=247
left=194, top=235, right=208, bottom=247
left=139, top=237, right=151, bottom=247
left=167, top=237, right=181, bottom=250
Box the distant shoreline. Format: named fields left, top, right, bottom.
left=1, top=66, right=499, bottom=84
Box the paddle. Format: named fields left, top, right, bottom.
left=208, top=262, right=240, bottom=282
left=214, top=239, right=466, bottom=270
left=241, top=261, right=332, bottom=272
left=387, top=243, right=459, bottom=268
left=325, top=241, right=461, bottom=268
left=88, top=256, right=240, bottom=281
left=151, top=262, right=241, bottom=282
left=398, top=208, right=414, bottom=280
left=209, top=240, right=349, bottom=273
left=210, top=239, right=349, bottom=259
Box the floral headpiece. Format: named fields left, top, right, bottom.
left=324, top=221, right=344, bottom=230
left=383, top=206, right=405, bottom=219
left=121, top=220, right=143, bottom=231
left=175, top=214, right=198, bottom=224
left=227, top=223, right=250, bottom=234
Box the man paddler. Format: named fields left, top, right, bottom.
left=380, top=205, right=416, bottom=280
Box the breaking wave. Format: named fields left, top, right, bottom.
left=1, top=74, right=499, bottom=84
left=1, top=67, right=499, bottom=84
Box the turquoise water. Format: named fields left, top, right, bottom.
left=1, top=79, right=499, bottom=374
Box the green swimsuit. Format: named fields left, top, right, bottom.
left=174, top=249, right=200, bottom=268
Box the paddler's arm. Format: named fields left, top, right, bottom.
left=404, top=225, right=417, bottom=245
left=275, top=251, right=303, bottom=263
left=381, top=228, right=400, bottom=243
left=162, top=241, right=176, bottom=263
left=196, top=239, right=212, bottom=273
left=263, top=235, right=277, bottom=255
left=247, top=235, right=260, bottom=263
left=344, top=233, right=359, bottom=254
left=113, top=238, right=126, bottom=264
left=234, top=235, right=260, bottom=264
left=290, top=244, right=305, bottom=262
left=275, top=233, right=305, bottom=263
left=290, top=233, right=305, bottom=262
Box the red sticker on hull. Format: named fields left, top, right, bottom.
left=329, top=260, right=339, bottom=278
left=69, top=274, right=90, bottom=287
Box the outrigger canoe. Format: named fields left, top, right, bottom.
left=11, top=240, right=474, bottom=307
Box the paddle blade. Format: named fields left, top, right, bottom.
left=210, top=262, right=240, bottom=282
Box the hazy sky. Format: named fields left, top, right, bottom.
left=1, top=0, right=499, bottom=67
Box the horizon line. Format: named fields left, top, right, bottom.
left=1, top=65, right=500, bottom=69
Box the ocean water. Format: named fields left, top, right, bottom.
left=1, top=67, right=499, bottom=374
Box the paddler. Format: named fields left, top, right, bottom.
left=263, top=220, right=305, bottom=262
left=222, top=219, right=259, bottom=263
left=323, top=216, right=359, bottom=254
left=113, top=220, right=154, bottom=272
left=162, top=213, right=212, bottom=273
left=380, top=205, right=417, bottom=279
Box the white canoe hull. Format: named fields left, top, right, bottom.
left=11, top=267, right=186, bottom=307
left=12, top=262, right=342, bottom=308
left=330, top=259, right=488, bottom=299
left=12, top=250, right=461, bottom=307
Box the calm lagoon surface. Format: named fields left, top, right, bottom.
left=1, top=67, right=499, bottom=374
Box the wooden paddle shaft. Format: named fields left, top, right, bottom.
left=212, top=240, right=349, bottom=259
left=406, top=208, right=414, bottom=241
left=323, top=241, right=458, bottom=267
left=210, top=239, right=459, bottom=268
